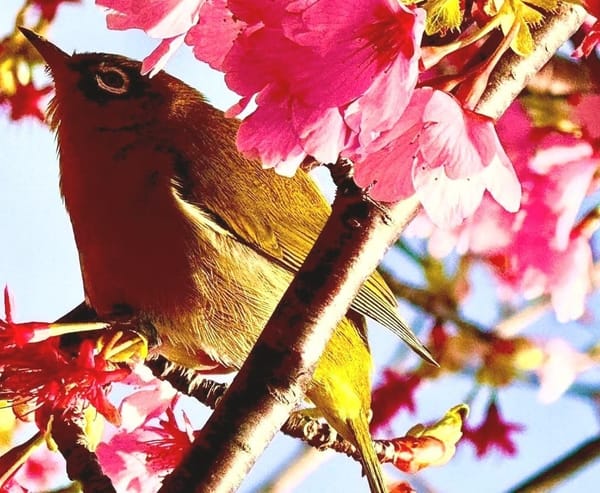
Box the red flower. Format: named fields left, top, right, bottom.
left=370, top=371, right=421, bottom=433
left=1, top=286, right=51, bottom=348
left=463, top=400, right=524, bottom=458
left=0, top=338, right=129, bottom=428
left=0, top=82, right=52, bottom=122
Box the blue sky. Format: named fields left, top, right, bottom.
left=2, top=1, right=600, bottom=491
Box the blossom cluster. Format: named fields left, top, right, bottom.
left=408, top=100, right=600, bottom=322
left=94, top=0, right=523, bottom=229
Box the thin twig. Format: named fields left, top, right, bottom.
left=51, top=412, right=116, bottom=493
left=508, top=434, right=600, bottom=492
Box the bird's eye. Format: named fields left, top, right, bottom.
left=95, top=65, right=129, bottom=95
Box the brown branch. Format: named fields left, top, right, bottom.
left=159, top=172, right=422, bottom=492
left=508, top=435, right=600, bottom=493
left=159, top=6, right=587, bottom=491
left=527, top=55, right=596, bottom=96
left=51, top=412, right=115, bottom=493
left=146, top=357, right=404, bottom=467
left=475, top=1, right=586, bottom=118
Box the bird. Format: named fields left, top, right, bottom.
left=21, top=27, right=434, bottom=493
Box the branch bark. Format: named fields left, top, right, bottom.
left=51, top=412, right=116, bottom=493
left=160, top=173, right=422, bottom=493
left=476, top=2, right=587, bottom=118
left=508, top=435, right=600, bottom=493
left=160, top=4, right=587, bottom=492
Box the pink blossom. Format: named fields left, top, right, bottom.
left=96, top=0, right=203, bottom=74
left=118, top=364, right=178, bottom=432
left=185, top=0, right=246, bottom=70
left=187, top=0, right=424, bottom=172
left=13, top=442, right=67, bottom=492
left=98, top=0, right=425, bottom=172
left=354, top=88, right=521, bottom=227
left=97, top=403, right=195, bottom=491
left=97, top=429, right=164, bottom=492
left=536, top=339, right=596, bottom=403
left=97, top=0, right=201, bottom=37
left=406, top=101, right=598, bottom=322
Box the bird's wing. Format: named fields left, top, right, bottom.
left=175, top=109, right=434, bottom=363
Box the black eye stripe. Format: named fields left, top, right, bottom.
left=73, top=58, right=151, bottom=104
left=95, top=66, right=129, bottom=94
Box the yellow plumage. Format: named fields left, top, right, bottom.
left=22, top=29, right=435, bottom=492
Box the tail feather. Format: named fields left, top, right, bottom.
left=347, top=417, right=387, bottom=493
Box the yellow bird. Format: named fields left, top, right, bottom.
left=22, top=28, right=434, bottom=493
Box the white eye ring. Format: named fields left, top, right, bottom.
left=95, top=65, right=129, bottom=95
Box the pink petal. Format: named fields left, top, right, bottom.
left=228, top=0, right=288, bottom=26
left=223, top=27, right=304, bottom=98
left=550, top=236, right=592, bottom=322
left=482, top=151, right=522, bottom=213
left=236, top=85, right=306, bottom=173
left=419, top=92, right=485, bottom=179
left=413, top=165, right=486, bottom=227
left=185, top=0, right=246, bottom=70
left=345, top=52, right=420, bottom=150
left=293, top=104, right=348, bottom=163
left=98, top=0, right=202, bottom=38
left=141, top=34, right=186, bottom=76
left=277, top=0, right=423, bottom=108
left=353, top=133, right=416, bottom=201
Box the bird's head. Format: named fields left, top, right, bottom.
left=19, top=28, right=200, bottom=132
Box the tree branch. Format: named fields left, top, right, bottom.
left=51, top=412, right=115, bottom=493
left=160, top=5, right=587, bottom=492
left=160, top=174, right=421, bottom=492
left=508, top=435, right=600, bottom=493
left=475, top=1, right=586, bottom=118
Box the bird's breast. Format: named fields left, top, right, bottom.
left=58, top=132, right=202, bottom=317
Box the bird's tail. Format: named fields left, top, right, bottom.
left=347, top=416, right=387, bottom=493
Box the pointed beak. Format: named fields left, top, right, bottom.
left=19, top=27, right=70, bottom=73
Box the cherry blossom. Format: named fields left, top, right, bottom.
left=407, top=101, right=598, bottom=321
left=97, top=400, right=195, bottom=490
left=13, top=442, right=67, bottom=492
left=354, top=88, right=521, bottom=227
left=536, top=339, right=596, bottom=403
left=96, top=0, right=203, bottom=74
left=186, top=0, right=425, bottom=173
